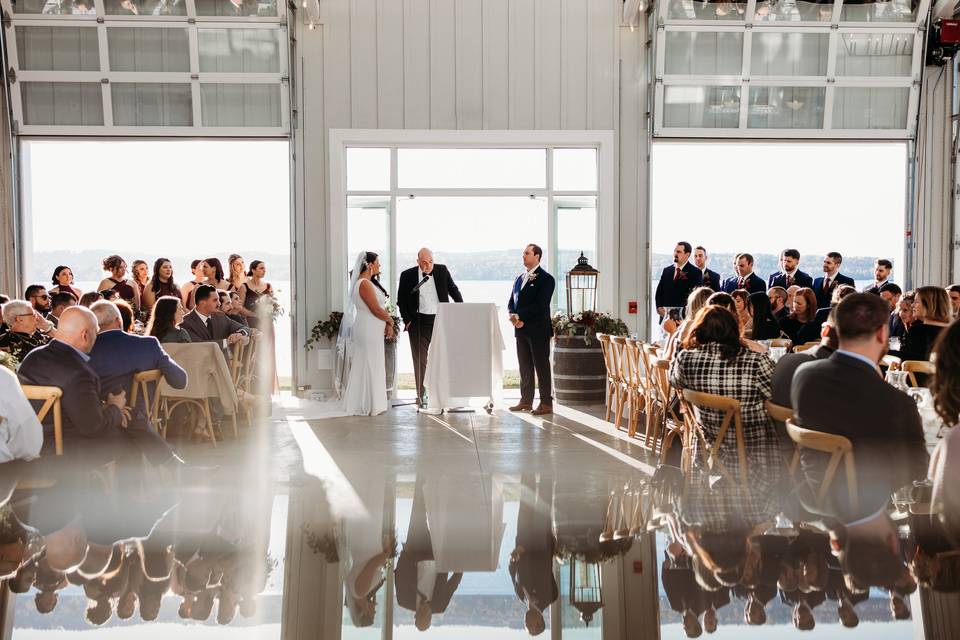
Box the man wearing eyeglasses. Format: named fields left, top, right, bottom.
left=0, top=300, right=52, bottom=363
left=25, top=284, right=52, bottom=317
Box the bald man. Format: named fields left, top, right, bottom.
left=18, top=307, right=130, bottom=463
left=397, top=249, right=463, bottom=406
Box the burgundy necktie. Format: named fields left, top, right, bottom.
left=674, top=267, right=680, bottom=281
left=823, top=277, right=831, bottom=292
left=739, top=277, right=746, bottom=289
left=787, top=274, right=794, bottom=287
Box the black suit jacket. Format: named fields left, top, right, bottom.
left=181, top=310, right=247, bottom=344
left=507, top=266, right=555, bottom=340
left=812, top=273, right=856, bottom=309
left=510, top=476, right=557, bottom=612
left=770, top=346, right=833, bottom=409
left=768, top=270, right=814, bottom=290
left=721, top=272, right=766, bottom=294
left=792, top=352, right=928, bottom=518
left=655, top=263, right=703, bottom=310
left=702, top=268, right=721, bottom=292
left=18, top=340, right=125, bottom=442
left=397, top=264, right=463, bottom=327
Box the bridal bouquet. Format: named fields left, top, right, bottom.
left=552, top=310, right=629, bottom=345
left=256, top=289, right=285, bottom=322
left=385, top=302, right=402, bottom=343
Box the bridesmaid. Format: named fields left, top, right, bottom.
left=203, top=257, right=230, bottom=291
left=242, top=260, right=274, bottom=330
left=244, top=260, right=278, bottom=394
left=142, top=257, right=179, bottom=312
left=49, top=265, right=82, bottom=300
left=97, top=255, right=139, bottom=311
left=131, top=260, right=150, bottom=305
left=227, top=254, right=258, bottom=324
left=180, top=259, right=206, bottom=310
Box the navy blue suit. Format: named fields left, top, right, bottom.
left=767, top=270, right=813, bottom=290
left=508, top=266, right=555, bottom=405
left=812, top=273, right=856, bottom=309
left=88, top=330, right=187, bottom=404
left=721, top=272, right=766, bottom=294
left=701, top=268, right=721, bottom=292
left=654, top=263, right=703, bottom=311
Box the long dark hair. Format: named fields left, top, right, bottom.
left=359, top=252, right=389, bottom=297
left=149, top=257, right=176, bottom=294
left=204, top=257, right=225, bottom=283
left=146, top=296, right=181, bottom=339
left=683, top=305, right=743, bottom=361
left=932, top=320, right=960, bottom=428
left=750, top=291, right=781, bottom=340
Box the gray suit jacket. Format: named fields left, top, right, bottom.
left=181, top=310, right=247, bottom=345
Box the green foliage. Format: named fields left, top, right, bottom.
left=552, top=311, right=629, bottom=345
left=304, top=311, right=343, bottom=351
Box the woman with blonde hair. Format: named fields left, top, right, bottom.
left=226, top=254, right=258, bottom=324
left=131, top=260, right=149, bottom=304
left=664, top=286, right=714, bottom=360
left=899, top=286, right=952, bottom=363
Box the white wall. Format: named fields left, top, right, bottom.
left=291, top=0, right=651, bottom=391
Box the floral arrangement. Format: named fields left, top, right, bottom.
left=552, top=310, right=629, bottom=345
left=305, top=312, right=343, bottom=351
left=385, top=302, right=403, bottom=343
left=0, top=351, right=18, bottom=373
left=256, top=290, right=285, bottom=322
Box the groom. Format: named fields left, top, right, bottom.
left=508, top=244, right=555, bottom=416
left=398, top=248, right=463, bottom=406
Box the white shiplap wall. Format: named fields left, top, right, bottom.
left=291, top=0, right=649, bottom=389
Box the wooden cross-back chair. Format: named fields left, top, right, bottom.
left=21, top=385, right=63, bottom=456
left=901, top=360, right=935, bottom=388
left=786, top=419, right=858, bottom=515
left=681, top=389, right=749, bottom=488
left=129, top=369, right=164, bottom=434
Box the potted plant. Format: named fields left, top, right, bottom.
left=551, top=311, right=629, bottom=405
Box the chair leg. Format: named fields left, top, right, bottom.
left=614, top=387, right=626, bottom=431
left=231, top=413, right=239, bottom=439
left=604, top=381, right=614, bottom=422
left=626, top=390, right=638, bottom=438
left=202, top=399, right=217, bottom=448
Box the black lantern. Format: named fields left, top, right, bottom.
left=565, top=252, right=599, bottom=314
left=569, top=557, right=603, bottom=626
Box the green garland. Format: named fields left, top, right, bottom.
left=552, top=310, right=629, bottom=345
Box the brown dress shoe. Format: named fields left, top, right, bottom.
left=531, top=404, right=553, bottom=416
left=508, top=403, right=533, bottom=412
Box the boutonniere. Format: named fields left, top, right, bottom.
left=527, top=272, right=539, bottom=283
left=676, top=270, right=688, bottom=281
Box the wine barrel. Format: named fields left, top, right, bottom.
left=552, top=336, right=606, bottom=405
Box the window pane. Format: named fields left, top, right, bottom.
left=347, top=197, right=390, bottom=292
left=835, top=33, right=914, bottom=76
left=397, top=149, right=546, bottom=189
left=750, top=32, right=829, bottom=76
left=107, top=27, right=190, bottom=72
left=666, top=0, right=745, bottom=21
left=347, top=148, right=391, bottom=191
left=840, top=0, right=918, bottom=22
left=17, top=0, right=96, bottom=14
left=557, top=199, right=598, bottom=314
left=832, top=87, right=910, bottom=129
left=111, top=83, right=192, bottom=126
left=198, top=29, right=281, bottom=73
left=553, top=149, right=597, bottom=191
left=754, top=0, right=834, bottom=22
left=195, top=0, right=277, bottom=17
left=22, top=82, right=103, bottom=125
left=200, top=83, right=281, bottom=126
left=105, top=0, right=185, bottom=15
left=662, top=86, right=741, bottom=128
left=664, top=31, right=743, bottom=75
left=16, top=27, right=99, bottom=71
left=747, top=87, right=825, bottom=129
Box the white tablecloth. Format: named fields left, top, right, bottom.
left=425, top=474, right=506, bottom=572
left=424, top=302, right=505, bottom=410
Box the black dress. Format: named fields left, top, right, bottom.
left=780, top=316, right=822, bottom=346
left=899, top=322, right=944, bottom=362
left=107, top=278, right=137, bottom=305
left=242, top=282, right=272, bottom=330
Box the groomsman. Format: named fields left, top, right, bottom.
left=654, top=242, right=703, bottom=319
left=768, top=249, right=813, bottom=290
left=721, top=254, right=765, bottom=294
left=693, top=246, right=721, bottom=292
left=508, top=244, right=556, bottom=416
left=768, top=286, right=790, bottom=321
left=812, top=252, right=856, bottom=309
left=398, top=248, right=463, bottom=406
left=862, top=259, right=893, bottom=294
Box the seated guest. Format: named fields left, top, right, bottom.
left=722, top=253, right=765, bottom=294
left=768, top=286, right=789, bottom=321
left=813, top=252, right=856, bottom=310
left=693, top=246, right=721, bottom=292
left=792, top=294, right=928, bottom=520
left=890, top=294, right=915, bottom=340
left=17, top=307, right=131, bottom=463
left=655, top=241, right=703, bottom=321
left=141, top=258, right=179, bottom=312
left=771, top=308, right=838, bottom=408
left=97, top=255, right=139, bottom=312
left=101, top=290, right=120, bottom=302
left=78, top=292, right=102, bottom=308
left=664, top=287, right=714, bottom=360
left=731, top=289, right=752, bottom=337
left=814, top=284, right=857, bottom=324
left=750, top=291, right=783, bottom=341
left=878, top=282, right=902, bottom=312
left=863, top=259, right=893, bottom=294
left=221, top=291, right=248, bottom=328
left=768, top=249, right=813, bottom=290
left=25, top=285, right=52, bottom=317
left=146, top=296, right=191, bottom=344
left=88, top=301, right=187, bottom=417
left=48, top=292, right=77, bottom=328
left=899, top=286, right=952, bottom=364
left=0, top=301, right=51, bottom=362
left=181, top=285, right=248, bottom=351
left=706, top=292, right=764, bottom=353
left=0, top=365, right=44, bottom=462
left=669, top=306, right=782, bottom=493
left=928, top=321, right=960, bottom=538
left=948, top=284, right=960, bottom=318
left=115, top=300, right=135, bottom=333
left=779, top=288, right=821, bottom=346
left=49, top=266, right=82, bottom=300
left=931, top=319, right=960, bottom=429
left=786, top=285, right=800, bottom=311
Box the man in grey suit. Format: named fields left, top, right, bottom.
left=180, top=284, right=249, bottom=354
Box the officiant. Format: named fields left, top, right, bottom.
left=398, top=248, right=464, bottom=407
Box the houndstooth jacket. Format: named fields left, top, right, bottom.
left=669, top=343, right=784, bottom=527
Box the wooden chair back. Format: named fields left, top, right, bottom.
left=793, top=341, right=819, bottom=353
left=880, top=355, right=901, bottom=372
left=766, top=400, right=799, bottom=476
left=901, top=360, right=935, bottom=387
left=786, top=419, right=858, bottom=514
left=230, top=338, right=247, bottom=386
left=21, top=385, right=64, bottom=456
left=129, top=369, right=164, bottom=433
left=769, top=339, right=792, bottom=350
left=682, top=389, right=748, bottom=488
left=610, top=336, right=630, bottom=385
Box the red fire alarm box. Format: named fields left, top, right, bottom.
left=941, top=19, right=960, bottom=44
left=628, top=300, right=638, bottom=314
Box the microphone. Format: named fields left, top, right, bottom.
left=411, top=274, right=431, bottom=293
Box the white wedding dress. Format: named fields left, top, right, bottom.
left=340, top=278, right=388, bottom=416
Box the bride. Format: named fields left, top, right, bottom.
left=335, top=251, right=394, bottom=416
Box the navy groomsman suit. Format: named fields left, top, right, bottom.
left=768, top=270, right=814, bottom=290
left=721, top=272, right=766, bottom=295
left=812, top=273, right=856, bottom=309
left=654, top=262, right=703, bottom=314
left=701, top=268, right=722, bottom=292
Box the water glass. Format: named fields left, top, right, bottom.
left=885, top=370, right=909, bottom=391
left=889, top=337, right=901, bottom=351
left=769, top=347, right=787, bottom=362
